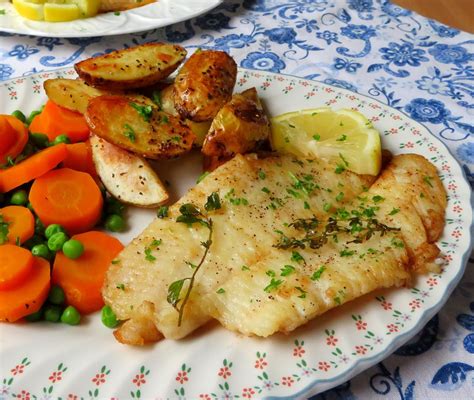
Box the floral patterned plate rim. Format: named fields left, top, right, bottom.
left=0, top=0, right=223, bottom=38
left=0, top=67, right=472, bottom=400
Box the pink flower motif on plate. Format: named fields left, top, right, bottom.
left=254, top=358, right=267, bottom=369
left=49, top=371, right=62, bottom=383
left=293, top=345, right=305, bottom=357
left=92, top=373, right=106, bottom=386
left=318, top=362, right=330, bottom=372
left=242, top=388, right=255, bottom=398
left=218, top=366, right=231, bottom=379
left=133, top=373, right=146, bottom=386
left=281, top=376, right=294, bottom=387
left=326, top=335, right=338, bottom=346
left=176, top=371, right=189, bottom=384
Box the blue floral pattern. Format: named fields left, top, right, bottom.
left=0, top=1, right=473, bottom=398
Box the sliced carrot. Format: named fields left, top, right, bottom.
left=29, top=100, right=90, bottom=143
left=0, top=143, right=67, bottom=193
left=0, top=206, right=35, bottom=245
left=29, top=168, right=103, bottom=234
left=0, top=115, right=28, bottom=165
left=0, top=256, right=50, bottom=322
left=0, top=244, right=34, bottom=290
left=62, top=141, right=96, bottom=176
left=53, top=231, right=123, bottom=314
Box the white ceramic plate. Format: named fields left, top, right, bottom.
left=0, top=68, right=472, bottom=399
left=0, top=0, right=223, bottom=38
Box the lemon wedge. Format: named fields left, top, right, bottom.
left=44, top=3, right=80, bottom=21
left=12, top=0, right=100, bottom=21
left=270, top=108, right=382, bottom=176
left=12, top=0, right=44, bottom=20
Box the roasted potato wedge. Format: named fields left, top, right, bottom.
left=44, top=79, right=109, bottom=114
left=85, top=95, right=195, bottom=159
left=174, top=49, right=237, bottom=122
left=75, top=43, right=187, bottom=90
left=44, top=78, right=155, bottom=114
left=202, top=87, right=271, bottom=157
left=90, top=135, right=168, bottom=208
left=160, top=84, right=211, bottom=146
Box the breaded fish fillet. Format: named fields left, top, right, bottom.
left=103, top=153, right=446, bottom=344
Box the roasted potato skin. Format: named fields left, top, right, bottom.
left=174, top=50, right=237, bottom=122
left=160, top=84, right=211, bottom=146
left=44, top=78, right=156, bottom=114
left=85, top=95, right=195, bottom=159
left=202, top=87, right=270, bottom=157
left=75, top=43, right=187, bottom=90
left=90, top=135, right=169, bottom=208
left=44, top=79, right=109, bottom=114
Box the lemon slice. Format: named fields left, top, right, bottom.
left=270, top=108, right=382, bottom=176
left=12, top=0, right=44, bottom=20
left=43, top=3, right=81, bottom=21
left=69, top=0, right=101, bottom=17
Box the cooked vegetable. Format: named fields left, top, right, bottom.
left=74, top=43, right=187, bottom=90
left=202, top=87, right=271, bottom=157
left=48, top=285, right=65, bottom=305
left=101, top=305, right=118, bottom=328
left=105, top=214, right=125, bottom=232
left=0, top=144, right=68, bottom=193
left=47, top=232, right=69, bottom=252
left=0, top=206, right=35, bottom=245
left=44, top=78, right=110, bottom=114
left=31, top=244, right=51, bottom=260
left=11, top=110, right=26, bottom=123
left=44, top=305, right=61, bottom=322
left=52, top=134, right=71, bottom=145
left=29, top=100, right=90, bottom=142
left=44, top=78, right=155, bottom=114
left=63, top=141, right=96, bottom=176
left=0, top=256, right=50, bottom=322
left=86, top=96, right=195, bottom=159
left=90, top=135, right=169, bottom=207
left=45, top=224, right=66, bottom=239
left=61, top=305, right=81, bottom=325
left=10, top=190, right=28, bottom=206
left=174, top=49, right=237, bottom=122
left=159, top=84, right=211, bottom=146
left=29, top=168, right=103, bottom=234
left=0, top=115, right=29, bottom=165
left=52, top=231, right=124, bottom=314
left=0, top=244, right=34, bottom=290
left=62, top=239, right=84, bottom=259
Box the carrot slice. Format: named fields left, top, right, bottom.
left=0, top=244, right=34, bottom=290
left=29, top=168, right=103, bottom=234
left=0, top=256, right=50, bottom=322
left=29, top=100, right=90, bottom=143
left=0, top=115, right=28, bottom=164
left=0, top=143, right=67, bottom=193
left=62, top=141, right=96, bottom=176
left=53, top=231, right=123, bottom=314
left=0, top=206, right=35, bottom=245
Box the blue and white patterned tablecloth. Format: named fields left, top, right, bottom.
left=0, top=0, right=473, bottom=398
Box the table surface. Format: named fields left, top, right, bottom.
left=394, top=0, right=474, bottom=34
left=0, top=1, right=473, bottom=399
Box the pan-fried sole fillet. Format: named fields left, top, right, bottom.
left=103, top=153, right=446, bottom=344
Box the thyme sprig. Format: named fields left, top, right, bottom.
left=166, top=192, right=221, bottom=326
left=275, top=213, right=400, bottom=251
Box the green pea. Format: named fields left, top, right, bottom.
left=45, top=224, right=66, bottom=239
left=48, top=285, right=65, bottom=305
left=105, top=214, right=125, bottom=232
left=60, top=306, right=81, bottom=325
left=11, top=110, right=26, bottom=123
left=101, top=305, right=118, bottom=328
left=44, top=305, right=62, bottom=323
left=31, top=243, right=51, bottom=260
left=23, top=234, right=44, bottom=250
left=53, top=134, right=71, bottom=145
left=30, top=133, right=49, bottom=148
left=47, top=232, right=68, bottom=252
left=26, top=110, right=42, bottom=126
left=62, top=239, right=84, bottom=259
left=25, top=309, right=43, bottom=322
left=10, top=190, right=28, bottom=206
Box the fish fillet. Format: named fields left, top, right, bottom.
left=103, top=153, right=446, bottom=343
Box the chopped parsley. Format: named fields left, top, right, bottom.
left=152, top=90, right=162, bottom=109
left=216, top=288, right=225, bottom=294
left=335, top=192, right=344, bottom=202
left=129, top=102, right=153, bottom=122
left=311, top=265, right=326, bottom=281
left=335, top=164, right=346, bottom=174
left=291, top=251, right=305, bottom=264
left=116, top=283, right=125, bottom=290
left=423, top=176, right=433, bottom=187
left=339, top=249, right=355, bottom=257
left=264, top=278, right=283, bottom=293
left=144, top=239, right=162, bottom=262
left=333, top=290, right=345, bottom=305
left=304, top=201, right=310, bottom=210
left=266, top=270, right=276, bottom=277
left=196, top=171, right=210, bottom=184
left=261, top=187, right=270, bottom=194
left=323, top=203, right=332, bottom=212
left=123, top=124, right=136, bottom=142
left=336, top=134, right=347, bottom=142
left=157, top=206, right=169, bottom=218
left=339, top=153, right=349, bottom=167
left=225, top=188, right=248, bottom=206
left=391, top=237, right=405, bottom=248
left=372, top=195, right=384, bottom=203
left=205, top=192, right=221, bottom=211
left=111, top=259, right=120, bottom=265
left=241, top=265, right=250, bottom=271
left=280, top=265, right=296, bottom=277
left=389, top=208, right=400, bottom=216
left=313, top=134, right=320, bottom=141
left=162, top=115, right=170, bottom=125
left=258, top=169, right=266, bottom=180
left=295, top=287, right=307, bottom=299
left=0, top=215, right=9, bottom=245
left=171, top=135, right=181, bottom=142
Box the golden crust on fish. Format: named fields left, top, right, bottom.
left=103, top=153, right=446, bottom=344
